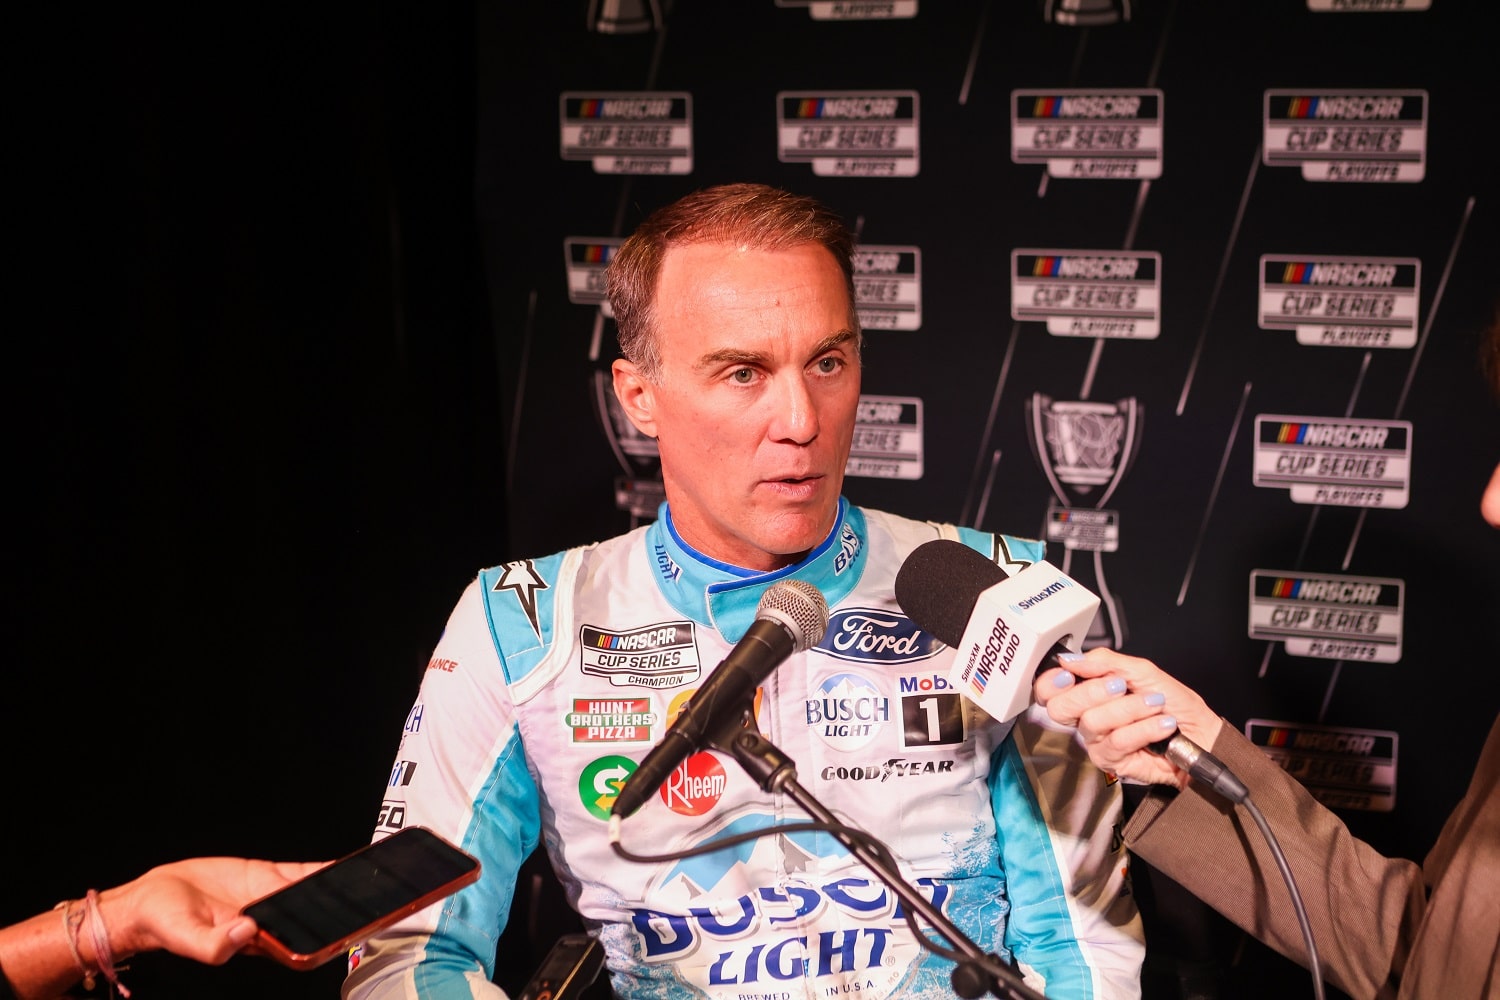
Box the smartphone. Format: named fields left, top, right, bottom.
left=516, top=933, right=605, bottom=1000
left=241, top=825, right=481, bottom=970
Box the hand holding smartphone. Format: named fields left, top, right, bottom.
left=241, top=826, right=481, bottom=970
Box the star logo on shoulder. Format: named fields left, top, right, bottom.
left=493, top=559, right=549, bottom=640
left=993, top=536, right=1034, bottom=578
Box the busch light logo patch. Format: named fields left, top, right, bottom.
left=626, top=821, right=959, bottom=995
left=806, top=671, right=891, bottom=751
left=817, top=607, right=944, bottom=664
left=832, top=520, right=862, bottom=575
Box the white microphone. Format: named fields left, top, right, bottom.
left=895, top=539, right=1246, bottom=803
left=895, top=539, right=1097, bottom=724
left=610, top=579, right=830, bottom=818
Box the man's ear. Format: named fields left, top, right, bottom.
left=611, top=358, right=659, bottom=438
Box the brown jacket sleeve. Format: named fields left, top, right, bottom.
left=1122, top=723, right=1425, bottom=999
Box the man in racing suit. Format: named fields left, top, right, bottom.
left=342, top=183, right=1144, bottom=1000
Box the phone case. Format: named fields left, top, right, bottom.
left=517, top=933, right=605, bottom=1000
left=242, top=826, right=481, bottom=970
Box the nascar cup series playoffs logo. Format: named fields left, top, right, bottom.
left=1028, top=394, right=1140, bottom=648
left=1263, top=89, right=1427, bottom=183
left=777, top=91, right=919, bottom=177
left=559, top=92, right=693, bottom=175
left=775, top=0, right=917, bottom=17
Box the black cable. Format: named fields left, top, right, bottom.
left=1239, top=792, right=1326, bottom=1000
left=1157, top=737, right=1325, bottom=1000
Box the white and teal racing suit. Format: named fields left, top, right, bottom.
left=342, top=499, right=1144, bottom=1000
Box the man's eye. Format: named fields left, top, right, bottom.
left=815, top=357, right=843, bottom=373
left=730, top=368, right=756, bottom=384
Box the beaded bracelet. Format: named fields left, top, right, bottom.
left=83, top=889, right=131, bottom=998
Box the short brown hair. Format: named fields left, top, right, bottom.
left=606, top=183, right=860, bottom=381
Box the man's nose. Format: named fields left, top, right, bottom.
left=768, top=375, right=819, bottom=444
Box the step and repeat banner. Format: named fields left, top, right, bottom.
left=482, top=0, right=1497, bottom=982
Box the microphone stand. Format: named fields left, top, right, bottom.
left=703, top=707, right=1050, bottom=1000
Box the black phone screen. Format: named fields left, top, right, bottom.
left=243, top=826, right=480, bottom=960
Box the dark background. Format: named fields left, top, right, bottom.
left=12, top=2, right=1498, bottom=999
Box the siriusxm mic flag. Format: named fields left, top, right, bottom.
left=948, top=561, right=1100, bottom=723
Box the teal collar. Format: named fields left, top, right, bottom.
left=643, top=498, right=867, bottom=643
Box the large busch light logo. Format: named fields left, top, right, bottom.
left=1028, top=393, right=1140, bottom=649
left=818, top=607, right=943, bottom=663
left=592, top=370, right=665, bottom=518
left=628, top=870, right=951, bottom=991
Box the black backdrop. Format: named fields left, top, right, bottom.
left=12, top=3, right=1499, bottom=1000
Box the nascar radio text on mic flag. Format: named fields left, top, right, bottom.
left=948, top=562, right=1099, bottom=722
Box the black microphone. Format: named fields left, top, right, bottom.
left=611, top=579, right=830, bottom=819
left=895, top=539, right=1247, bottom=803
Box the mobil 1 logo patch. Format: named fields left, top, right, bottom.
left=1011, top=89, right=1163, bottom=180
left=777, top=90, right=919, bottom=177
left=1260, top=254, right=1419, bottom=348
left=846, top=395, right=922, bottom=480
left=1247, top=719, right=1397, bottom=812
left=853, top=245, right=921, bottom=330
left=563, top=237, right=623, bottom=316
left=559, top=91, right=693, bottom=175
left=1011, top=249, right=1161, bottom=338
left=1263, top=89, right=1427, bottom=182
left=774, top=0, right=918, bottom=17
left=897, top=672, right=965, bottom=749
left=1248, top=569, right=1404, bottom=662
left=1253, top=414, right=1412, bottom=508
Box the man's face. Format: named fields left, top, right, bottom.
left=612, top=241, right=861, bottom=571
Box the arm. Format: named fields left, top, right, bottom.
left=1033, top=648, right=1425, bottom=999
left=1125, top=726, right=1423, bottom=999
left=992, top=709, right=1145, bottom=1000
left=0, top=858, right=326, bottom=1000
left=342, top=579, right=543, bottom=1000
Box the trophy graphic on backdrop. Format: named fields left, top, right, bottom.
left=588, top=0, right=661, bottom=34
left=1042, top=0, right=1131, bottom=25
left=592, top=370, right=664, bottom=521
left=1027, top=394, right=1142, bottom=649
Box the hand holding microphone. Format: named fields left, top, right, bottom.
left=1033, top=647, right=1230, bottom=794
left=896, top=539, right=1246, bottom=803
